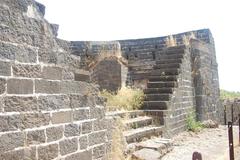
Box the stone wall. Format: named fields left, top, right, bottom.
left=191, top=39, right=221, bottom=121
left=91, top=57, right=122, bottom=92
left=162, top=46, right=196, bottom=136
left=0, top=0, right=109, bottom=159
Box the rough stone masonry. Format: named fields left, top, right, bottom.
left=0, top=0, right=222, bottom=159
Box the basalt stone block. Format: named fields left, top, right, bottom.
left=42, top=66, right=63, bottom=80
left=60, top=81, right=93, bottom=94
left=70, top=94, right=89, bottom=108
left=0, top=60, right=11, bottom=76
left=93, top=144, right=106, bottom=159
left=19, top=113, right=50, bottom=129
left=79, top=136, right=88, bottom=150
left=7, top=79, right=33, bottom=94
left=0, top=42, right=37, bottom=63
left=93, top=119, right=107, bottom=131
left=12, top=64, right=41, bottom=78
left=73, top=109, right=89, bottom=121
left=59, top=138, right=78, bottom=156
left=90, top=106, right=105, bottom=119
left=0, top=147, right=36, bottom=160
left=52, top=111, right=72, bottom=124
left=64, top=123, right=80, bottom=137
left=82, top=121, right=93, bottom=134
left=64, top=150, right=92, bottom=160
left=88, top=131, right=106, bottom=146
left=0, top=132, right=25, bottom=153
left=4, top=96, right=38, bottom=112
left=0, top=78, right=6, bottom=94
left=62, top=69, right=74, bottom=80
left=0, top=114, right=21, bottom=132
left=26, top=129, right=45, bottom=145
left=38, top=95, right=70, bottom=111
left=35, top=79, right=60, bottom=94
left=46, top=126, right=64, bottom=142
left=38, top=143, right=58, bottom=160
left=38, top=49, right=58, bottom=64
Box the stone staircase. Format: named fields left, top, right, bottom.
left=106, top=46, right=187, bottom=159
left=106, top=110, right=172, bottom=160
left=143, top=48, right=185, bottom=111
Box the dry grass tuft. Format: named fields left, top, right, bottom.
left=101, top=87, right=145, bottom=111
left=166, top=35, right=177, bottom=47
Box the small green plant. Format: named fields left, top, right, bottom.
left=186, top=113, right=203, bottom=132
left=101, top=87, right=145, bottom=111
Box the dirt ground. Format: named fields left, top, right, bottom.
left=161, top=125, right=240, bottom=160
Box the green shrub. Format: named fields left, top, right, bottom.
left=220, top=89, right=240, bottom=100
left=186, top=113, right=203, bottom=132
left=100, top=87, right=145, bottom=111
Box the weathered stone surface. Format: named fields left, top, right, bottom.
left=35, top=80, right=60, bottom=94
left=93, top=119, right=107, bottom=131
left=62, top=68, right=74, bottom=80
left=19, top=113, right=50, bottom=129
left=73, top=109, right=89, bottom=121
left=64, top=150, right=92, bottom=160
left=12, top=64, right=41, bottom=78
left=79, top=136, right=88, bottom=150
left=64, top=123, right=80, bottom=137
left=132, top=148, right=162, bottom=160
left=0, top=147, right=36, bottom=160
left=93, top=144, right=106, bottom=159
left=38, top=95, right=70, bottom=111
left=90, top=106, right=105, bottom=119
left=60, top=81, right=90, bottom=94
left=88, top=131, right=106, bottom=146
left=51, top=111, right=72, bottom=124
left=82, top=121, right=93, bottom=134
left=46, top=126, right=64, bottom=142
left=0, top=132, right=25, bottom=153
left=0, top=60, right=11, bottom=76
left=4, top=96, right=38, bottom=112
left=27, top=129, right=45, bottom=145
left=38, top=49, right=58, bottom=64
left=70, top=94, right=88, bottom=108
left=59, top=138, right=78, bottom=156
left=0, top=114, right=21, bottom=132
left=38, top=143, right=59, bottom=160
left=42, top=66, right=63, bottom=80
left=7, top=79, right=33, bottom=94
left=0, top=78, right=6, bottom=94
left=0, top=42, right=37, bottom=63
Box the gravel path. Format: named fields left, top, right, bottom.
left=162, top=126, right=240, bottom=160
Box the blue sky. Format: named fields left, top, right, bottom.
left=37, top=0, right=240, bottom=91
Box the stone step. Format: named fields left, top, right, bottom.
left=147, top=81, right=177, bottom=88
left=157, top=53, right=184, bottom=60
left=155, top=58, right=182, bottom=64
left=145, top=94, right=171, bottom=101
left=153, top=63, right=181, bottom=69
left=123, top=116, right=153, bottom=129
left=124, top=126, right=164, bottom=143
left=132, top=138, right=173, bottom=159
left=150, top=68, right=180, bottom=76
left=106, top=110, right=145, bottom=118
left=148, top=75, right=178, bottom=82
left=143, top=101, right=169, bottom=110
left=144, top=88, right=173, bottom=94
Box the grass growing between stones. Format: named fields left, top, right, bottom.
left=101, top=87, right=145, bottom=111
left=186, top=113, right=204, bottom=132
